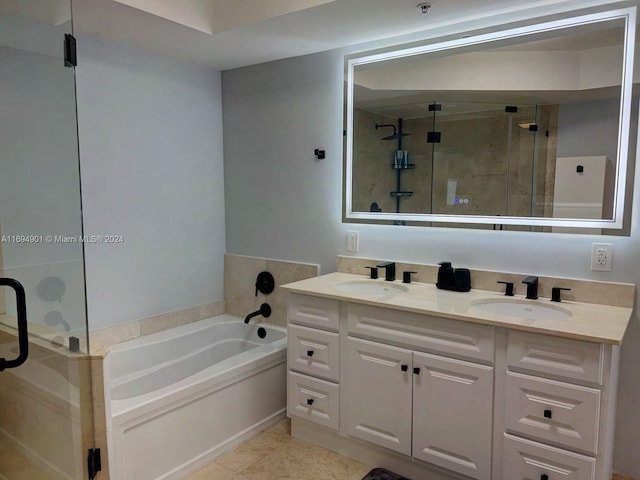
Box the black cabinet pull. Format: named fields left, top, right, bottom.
left=541, top=474, right=549, bottom=480
left=401, top=364, right=408, bottom=372
left=307, top=350, right=314, bottom=357
left=307, top=398, right=314, bottom=406
left=543, top=409, right=552, bottom=419
left=413, top=367, right=420, bottom=375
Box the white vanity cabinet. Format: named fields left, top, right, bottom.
left=500, top=331, right=616, bottom=480
left=345, top=304, right=495, bottom=480
left=286, top=294, right=341, bottom=429
left=285, top=292, right=621, bottom=480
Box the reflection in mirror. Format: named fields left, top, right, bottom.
left=345, top=9, right=636, bottom=232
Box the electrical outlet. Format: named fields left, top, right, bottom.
left=346, top=231, right=359, bottom=252
left=591, top=243, right=613, bottom=271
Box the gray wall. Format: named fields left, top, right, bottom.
left=76, top=35, right=226, bottom=331
left=222, top=48, right=640, bottom=478
left=557, top=97, right=621, bottom=161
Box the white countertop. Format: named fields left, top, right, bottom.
left=281, top=272, right=633, bottom=345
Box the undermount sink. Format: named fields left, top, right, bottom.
left=334, top=280, right=409, bottom=296
left=469, top=298, right=573, bottom=321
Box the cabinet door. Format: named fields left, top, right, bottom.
left=412, top=352, right=494, bottom=480
left=345, top=337, right=413, bottom=455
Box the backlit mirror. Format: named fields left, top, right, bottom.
left=344, top=8, right=637, bottom=232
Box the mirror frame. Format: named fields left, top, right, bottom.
left=344, top=8, right=636, bottom=229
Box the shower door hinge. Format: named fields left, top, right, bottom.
left=428, top=103, right=442, bottom=111
left=64, top=33, right=77, bottom=67
left=427, top=131, right=442, bottom=143
left=505, top=105, right=518, bottom=113
left=88, top=448, right=101, bottom=479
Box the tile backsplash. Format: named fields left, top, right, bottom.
left=225, top=254, right=320, bottom=328
left=337, top=255, right=635, bottom=308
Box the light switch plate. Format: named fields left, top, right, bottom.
left=347, top=231, right=359, bottom=252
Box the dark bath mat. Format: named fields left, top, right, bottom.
left=362, top=468, right=411, bottom=480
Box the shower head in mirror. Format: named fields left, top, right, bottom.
left=375, top=123, right=410, bottom=140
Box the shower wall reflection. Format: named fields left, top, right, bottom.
left=353, top=102, right=557, bottom=222
left=352, top=97, right=617, bottom=232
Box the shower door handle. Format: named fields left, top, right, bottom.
left=0, top=278, right=29, bottom=371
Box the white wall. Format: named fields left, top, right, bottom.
left=76, top=34, right=226, bottom=331
left=222, top=27, right=640, bottom=480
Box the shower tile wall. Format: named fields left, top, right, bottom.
left=353, top=107, right=558, bottom=219
left=224, top=254, right=319, bottom=328
left=541, top=105, right=559, bottom=220
left=353, top=109, right=407, bottom=213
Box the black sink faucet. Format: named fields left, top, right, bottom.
left=522, top=276, right=539, bottom=300
left=377, top=262, right=396, bottom=281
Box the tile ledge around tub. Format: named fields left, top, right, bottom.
left=89, top=299, right=224, bottom=357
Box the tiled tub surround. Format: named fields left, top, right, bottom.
left=0, top=324, right=94, bottom=480
left=89, top=300, right=225, bottom=354
left=89, top=254, right=319, bottom=352
left=282, top=266, right=633, bottom=480
left=224, top=253, right=320, bottom=328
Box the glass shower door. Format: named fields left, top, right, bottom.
left=0, top=1, right=94, bottom=479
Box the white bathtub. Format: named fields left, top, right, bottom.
left=104, top=315, right=287, bottom=480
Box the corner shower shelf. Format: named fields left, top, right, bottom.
left=391, top=163, right=416, bottom=170
left=390, top=191, right=414, bottom=197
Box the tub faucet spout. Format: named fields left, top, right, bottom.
left=244, top=303, right=272, bottom=324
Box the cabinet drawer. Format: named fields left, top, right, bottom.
left=347, top=303, right=495, bottom=363
left=507, top=331, right=603, bottom=384
left=288, top=294, right=339, bottom=332
left=287, top=371, right=339, bottom=430
left=505, top=372, right=600, bottom=454
left=502, top=434, right=596, bottom=480
left=288, top=324, right=339, bottom=382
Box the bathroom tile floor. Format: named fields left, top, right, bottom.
left=186, top=418, right=372, bottom=480
left=0, top=434, right=55, bottom=480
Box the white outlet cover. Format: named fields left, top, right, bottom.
left=591, top=242, right=613, bottom=271
left=347, top=231, right=359, bottom=252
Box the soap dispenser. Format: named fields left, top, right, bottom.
left=436, top=262, right=455, bottom=290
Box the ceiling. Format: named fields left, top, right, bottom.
left=0, top=0, right=633, bottom=70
